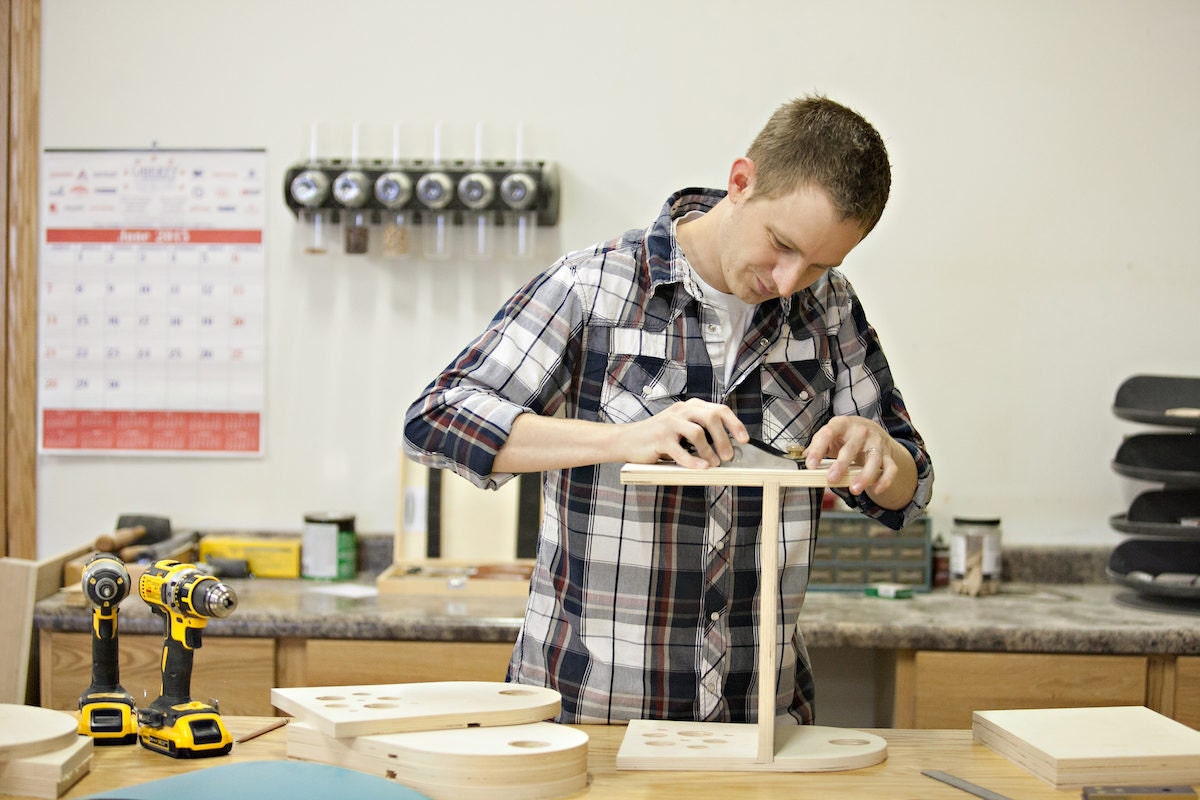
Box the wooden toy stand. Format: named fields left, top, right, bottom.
left=615, top=461, right=888, bottom=772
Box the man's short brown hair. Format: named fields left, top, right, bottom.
left=746, top=95, right=891, bottom=235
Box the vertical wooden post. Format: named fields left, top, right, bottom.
left=755, top=479, right=780, bottom=763
left=4, top=0, right=39, bottom=559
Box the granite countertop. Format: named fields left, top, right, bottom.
left=34, top=574, right=1200, bottom=655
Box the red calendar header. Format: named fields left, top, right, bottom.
left=45, top=228, right=263, bottom=245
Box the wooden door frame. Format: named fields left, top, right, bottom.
left=3, top=0, right=40, bottom=558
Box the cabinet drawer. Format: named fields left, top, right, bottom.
left=295, top=640, right=514, bottom=686
left=895, top=651, right=1148, bottom=729
left=40, top=631, right=276, bottom=715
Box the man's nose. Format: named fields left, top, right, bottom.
left=773, top=258, right=813, bottom=297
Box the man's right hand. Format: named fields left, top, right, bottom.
left=623, top=398, right=749, bottom=469
left=493, top=400, right=749, bottom=474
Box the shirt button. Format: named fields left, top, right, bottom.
left=706, top=323, right=720, bottom=335
left=759, top=338, right=770, bottom=349
left=709, top=611, right=720, bottom=622
left=799, top=390, right=810, bottom=400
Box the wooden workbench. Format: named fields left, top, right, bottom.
left=11, top=717, right=1083, bottom=799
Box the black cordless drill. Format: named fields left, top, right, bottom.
left=78, top=552, right=139, bottom=745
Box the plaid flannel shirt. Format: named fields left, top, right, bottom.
left=403, top=188, right=934, bottom=724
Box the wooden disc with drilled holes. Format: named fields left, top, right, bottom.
left=270, top=682, right=561, bottom=739
left=0, top=704, right=81, bottom=760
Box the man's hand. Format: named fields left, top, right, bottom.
left=493, top=400, right=748, bottom=475
left=804, top=416, right=917, bottom=510
left=625, top=398, right=750, bottom=469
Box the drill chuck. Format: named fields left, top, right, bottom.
left=82, top=553, right=131, bottom=609
left=191, top=581, right=237, bottom=618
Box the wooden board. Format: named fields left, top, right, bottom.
left=619, top=461, right=859, bottom=488
left=0, top=705, right=91, bottom=799
left=616, top=720, right=886, bottom=772
left=286, top=720, right=588, bottom=800
left=376, top=560, right=533, bottom=597
left=1, top=545, right=94, bottom=704
left=0, top=734, right=92, bottom=799
left=0, top=560, right=39, bottom=705
left=973, top=705, right=1200, bottom=788
left=270, top=681, right=560, bottom=739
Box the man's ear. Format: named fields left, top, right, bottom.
left=727, top=157, right=756, bottom=202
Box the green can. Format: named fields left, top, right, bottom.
left=302, top=512, right=357, bottom=580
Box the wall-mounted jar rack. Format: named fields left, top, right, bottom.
left=282, top=158, right=559, bottom=227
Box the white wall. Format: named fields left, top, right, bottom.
left=37, top=0, right=1200, bottom=555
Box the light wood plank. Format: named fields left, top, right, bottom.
left=4, top=0, right=40, bottom=560
left=756, top=481, right=779, bottom=762
left=973, top=705, right=1200, bottom=788
left=620, top=461, right=858, bottom=488
left=0, top=558, right=37, bottom=703
left=0, top=0, right=11, bottom=560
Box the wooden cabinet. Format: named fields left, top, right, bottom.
left=276, top=639, right=514, bottom=687
left=1174, top=656, right=1200, bottom=729
left=39, top=631, right=277, bottom=715
left=40, top=632, right=516, bottom=716
left=892, top=650, right=1150, bottom=729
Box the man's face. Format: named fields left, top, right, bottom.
left=717, top=165, right=866, bottom=304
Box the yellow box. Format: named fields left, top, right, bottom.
left=198, top=535, right=301, bottom=579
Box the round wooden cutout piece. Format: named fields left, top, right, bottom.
left=0, top=704, right=80, bottom=759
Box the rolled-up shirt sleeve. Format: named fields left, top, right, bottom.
left=826, top=289, right=934, bottom=529
left=403, top=257, right=586, bottom=490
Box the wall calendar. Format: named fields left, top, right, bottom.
left=38, top=148, right=267, bottom=456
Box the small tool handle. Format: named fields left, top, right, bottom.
left=95, top=525, right=147, bottom=553
left=87, top=610, right=122, bottom=692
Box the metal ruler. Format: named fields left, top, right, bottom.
left=922, top=770, right=1014, bottom=800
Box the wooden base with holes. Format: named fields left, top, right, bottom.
left=618, top=461, right=884, bottom=772
left=269, top=681, right=561, bottom=739
left=617, top=720, right=887, bottom=771
left=270, top=682, right=586, bottom=800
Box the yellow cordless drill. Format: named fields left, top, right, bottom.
left=137, top=559, right=238, bottom=758
left=78, top=552, right=139, bottom=745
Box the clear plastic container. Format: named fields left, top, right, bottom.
left=949, top=516, right=1002, bottom=595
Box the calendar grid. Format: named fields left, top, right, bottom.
left=38, top=149, right=267, bottom=455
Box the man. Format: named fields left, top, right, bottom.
left=403, top=95, right=933, bottom=725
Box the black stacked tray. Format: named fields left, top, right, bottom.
left=1107, top=375, right=1200, bottom=602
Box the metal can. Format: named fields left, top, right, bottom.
left=302, top=512, right=357, bottom=580
left=949, top=516, right=1002, bottom=596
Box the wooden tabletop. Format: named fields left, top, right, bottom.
left=24, top=716, right=1084, bottom=799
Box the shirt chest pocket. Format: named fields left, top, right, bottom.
left=600, top=354, right=688, bottom=424
left=759, top=359, right=835, bottom=440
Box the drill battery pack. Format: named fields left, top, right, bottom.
left=138, top=702, right=232, bottom=758
left=79, top=695, right=138, bottom=745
